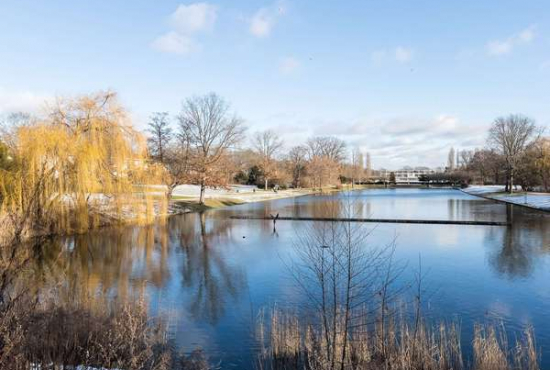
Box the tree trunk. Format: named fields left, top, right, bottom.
left=264, top=178, right=268, bottom=190
left=199, top=183, right=206, bottom=205
left=509, top=169, right=514, bottom=194
left=166, top=182, right=177, bottom=200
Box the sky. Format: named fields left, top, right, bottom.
left=1, top=0, right=550, bottom=169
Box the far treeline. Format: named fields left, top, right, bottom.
left=0, top=90, right=548, bottom=243
left=428, top=115, right=548, bottom=192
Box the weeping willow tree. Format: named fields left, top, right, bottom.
left=0, top=91, right=166, bottom=245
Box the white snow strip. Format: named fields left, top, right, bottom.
left=463, top=186, right=550, bottom=211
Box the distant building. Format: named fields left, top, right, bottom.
left=371, top=166, right=443, bottom=184
left=394, top=166, right=436, bottom=184
left=373, top=168, right=390, bottom=180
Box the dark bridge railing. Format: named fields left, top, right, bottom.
left=229, top=215, right=509, bottom=227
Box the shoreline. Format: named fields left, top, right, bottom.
left=461, top=186, right=550, bottom=213
left=168, top=184, right=367, bottom=213
left=0, top=185, right=357, bottom=246
left=169, top=187, right=319, bottom=213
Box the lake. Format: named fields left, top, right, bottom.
left=31, top=188, right=550, bottom=369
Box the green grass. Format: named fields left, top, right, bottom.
left=171, top=197, right=245, bottom=212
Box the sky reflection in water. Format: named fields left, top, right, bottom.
left=32, top=189, right=550, bottom=369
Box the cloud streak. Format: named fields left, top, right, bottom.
left=170, top=2, right=217, bottom=34
left=297, top=114, right=488, bottom=168
left=0, top=88, right=50, bottom=115
left=371, top=46, right=414, bottom=64
left=249, top=1, right=287, bottom=38
left=279, top=56, right=300, bottom=75
left=394, top=46, right=413, bottom=63
left=151, top=32, right=197, bottom=55
left=486, top=25, right=536, bottom=56
left=152, top=2, right=218, bottom=55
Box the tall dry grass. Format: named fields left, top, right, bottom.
left=0, top=250, right=208, bottom=370
left=0, top=295, right=212, bottom=370
left=257, top=308, right=538, bottom=370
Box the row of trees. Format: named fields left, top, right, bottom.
left=446, top=114, right=548, bottom=193
left=0, top=90, right=352, bottom=243
left=2, top=90, right=549, bottom=243
left=146, top=93, right=349, bottom=203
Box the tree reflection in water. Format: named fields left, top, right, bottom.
left=29, top=212, right=247, bottom=325
left=487, top=205, right=550, bottom=279
left=175, top=212, right=246, bottom=324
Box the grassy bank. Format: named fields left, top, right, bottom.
left=258, top=309, right=539, bottom=370
left=170, top=187, right=325, bottom=213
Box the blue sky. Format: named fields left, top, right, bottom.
left=1, top=0, right=549, bottom=168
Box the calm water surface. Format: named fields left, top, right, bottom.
left=33, top=189, right=550, bottom=368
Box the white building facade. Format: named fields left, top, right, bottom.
left=394, top=167, right=437, bottom=184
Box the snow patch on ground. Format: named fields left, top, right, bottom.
left=464, top=186, right=550, bottom=211
left=172, top=184, right=258, bottom=198
left=172, top=184, right=314, bottom=203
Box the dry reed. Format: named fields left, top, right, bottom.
left=257, top=308, right=539, bottom=370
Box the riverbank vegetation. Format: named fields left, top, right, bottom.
left=432, top=115, right=549, bottom=193
left=0, top=92, right=167, bottom=246
left=1, top=89, right=549, bottom=247
left=256, top=200, right=540, bottom=370
left=0, top=235, right=211, bottom=370
left=0, top=90, right=351, bottom=245
left=258, top=309, right=538, bottom=370
left=0, top=198, right=542, bottom=369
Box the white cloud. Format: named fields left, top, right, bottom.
left=487, top=40, right=513, bottom=56
left=151, top=32, right=197, bottom=55
left=486, top=25, right=536, bottom=56
left=394, top=46, right=413, bottom=63
left=279, top=56, right=300, bottom=75
left=170, top=3, right=218, bottom=34
left=518, top=27, right=535, bottom=43
left=0, top=88, right=50, bottom=115
left=152, top=2, right=217, bottom=55
left=371, top=47, right=414, bottom=64
left=303, top=114, right=489, bottom=168
left=249, top=1, right=287, bottom=38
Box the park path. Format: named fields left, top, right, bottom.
left=463, top=185, right=550, bottom=212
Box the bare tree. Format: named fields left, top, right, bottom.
left=252, top=130, right=283, bottom=190
left=147, top=112, right=172, bottom=163
left=281, top=198, right=404, bottom=370
left=177, top=93, right=245, bottom=204
left=316, top=136, right=347, bottom=162
left=488, top=114, right=537, bottom=193
left=306, top=136, right=346, bottom=188
left=469, top=149, right=506, bottom=185
left=161, top=126, right=192, bottom=198
left=287, top=145, right=307, bottom=188
left=531, top=138, right=550, bottom=191
left=459, top=150, right=474, bottom=170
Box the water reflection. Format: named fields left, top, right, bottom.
left=488, top=205, right=550, bottom=279
left=176, top=213, right=246, bottom=324
left=31, top=212, right=246, bottom=325
left=21, top=188, right=550, bottom=369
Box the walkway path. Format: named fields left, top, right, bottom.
left=463, top=185, right=550, bottom=212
